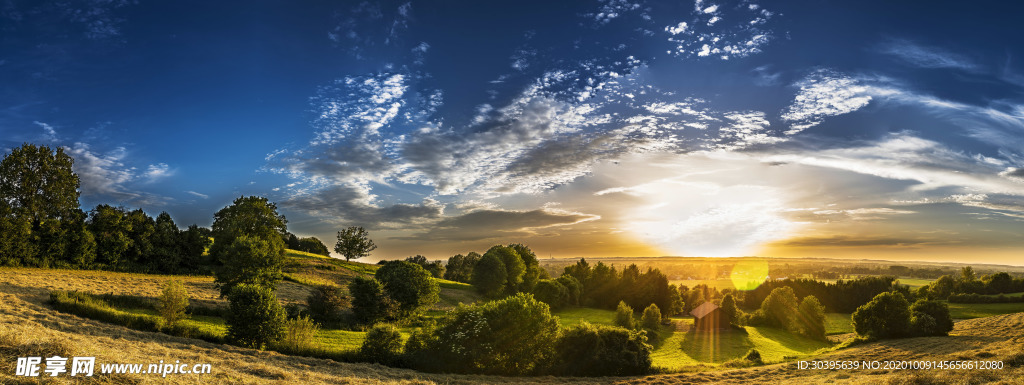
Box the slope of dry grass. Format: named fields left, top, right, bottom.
left=3, top=267, right=1023, bottom=384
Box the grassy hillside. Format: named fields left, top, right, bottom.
left=3, top=267, right=1023, bottom=384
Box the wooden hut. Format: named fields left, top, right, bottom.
left=689, top=302, right=732, bottom=332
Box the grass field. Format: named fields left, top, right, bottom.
left=5, top=266, right=1024, bottom=384
left=825, top=313, right=854, bottom=335
left=552, top=307, right=617, bottom=327
left=650, top=321, right=831, bottom=371
left=946, top=301, right=1024, bottom=319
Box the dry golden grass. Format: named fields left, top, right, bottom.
left=3, top=267, right=1023, bottom=384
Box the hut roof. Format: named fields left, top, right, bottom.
left=689, top=302, right=720, bottom=319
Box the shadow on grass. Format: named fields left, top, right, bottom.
left=678, top=329, right=755, bottom=363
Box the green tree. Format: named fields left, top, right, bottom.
left=533, top=279, right=570, bottom=310
left=471, top=252, right=507, bottom=298
left=210, top=196, right=287, bottom=261
left=124, top=209, right=155, bottom=270
left=0, top=144, right=80, bottom=223
left=443, top=252, right=480, bottom=283
left=405, top=293, right=559, bottom=375
left=375, top=261, right=440, bottom=317
left=151, top=212, right=182, bottom=273
left=720, top=293, right=739, bottom=324
left=555, top=275, right=582, bottom=306
left=179, top=225, right=211, bottom=271
left=334, top=226, right=376, bottom=261
left=640, top=303, right=662, bottom=330
left=349, top=277, right=395, bottom=324
left=759, top=286, right=799, bottom=331
left=796, top=295, right=827, bottom=340
left=215, top=235, right=285, bottom=297
left=551, top=322, right=652, bottom=376
left=852, top=291, right=911, bottom=340
left=88, top=204, right=133, bottom=270
left=296, top=237, right=329, bottom=256
left=483, top=245, right=525, bottom=295
left=211, top=196, right=287, bottom=296
left=930, top=275, right=956, bottom=299
left=509, top=243, right=543, bottom=293
left=909, top=300, right=953, bottom=336
left=615, top=301, right=635, bottom=329
left=226, top=283, right=287, bottom=350
left=157, top=280, right=190, bottom=327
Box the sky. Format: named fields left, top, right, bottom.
left=3, top=0, right=1024, bottom=265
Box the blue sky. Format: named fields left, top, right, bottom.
left=4, top=0, right=1024, bottom=264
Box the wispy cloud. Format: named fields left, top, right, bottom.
left=185, top=191, right=209, bottom=199
left=33, top=121, right=58, bottom=141
left=877, top=38, right=979, bottom=71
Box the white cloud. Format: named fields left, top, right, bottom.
left=589, top=0, right=642, bottom=25
left=666, top=1, right=777, bottom=60
left=144, top=163, right=173, bottom=182
left=665, top=22, right=688, bottom=35
left=185, top=190, right=209, bottom=199
left=781, top=69, right=873, bottom=134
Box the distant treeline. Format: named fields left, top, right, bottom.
left=920, top=268, right=1024, bottom=302
left=741, top=276, right=904, bottom=313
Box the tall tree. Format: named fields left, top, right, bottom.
left=210, top=196, right=288, bottom=260
left=151, top=212, right=182, bottom=273
left=211, top=196, right=288, bottom=296
left=89, top=204, right=133, bottom=270
left=483, top=245, right=524, bottom=295
left=0, top=144, right=80, bottom=223
left=334, top=226, right=376, bottom=261
left=375, top=260, right=440, bottom=317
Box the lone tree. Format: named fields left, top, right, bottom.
left=212, top=196, right=288, bottom=296
left=334, top=226, right=376, bottom=261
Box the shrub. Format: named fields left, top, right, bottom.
left=908, top=300, right=953, bottom=336
left=615, top=301, right=635, bottom=329
left=359, top=324, right=404, bottom=364
left=307, top=285, right=348, bottom=324
left=744, top=349, right=763, bottom=365
left=226, top=284, right=287, bottom=349
left=641, top=303, right=662, bottom=330
left=157, top=280, right=190, bottom=327
left=375, top=261, right=440, bottom=318
left=550, top=322, right=652, bottom=376
left=405, top=293, right=559, bottom=375
left=349, top=277, right=396, bottom=324
left=852, top=291, right=911, bottom=340
left=275, top=315, right=320, bottom=354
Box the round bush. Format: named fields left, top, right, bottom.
left=852, top=291, right=910, bottom=340
left=226, top=284, right=287, bottom=349
left=359, top=324, right=404, bottom=364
